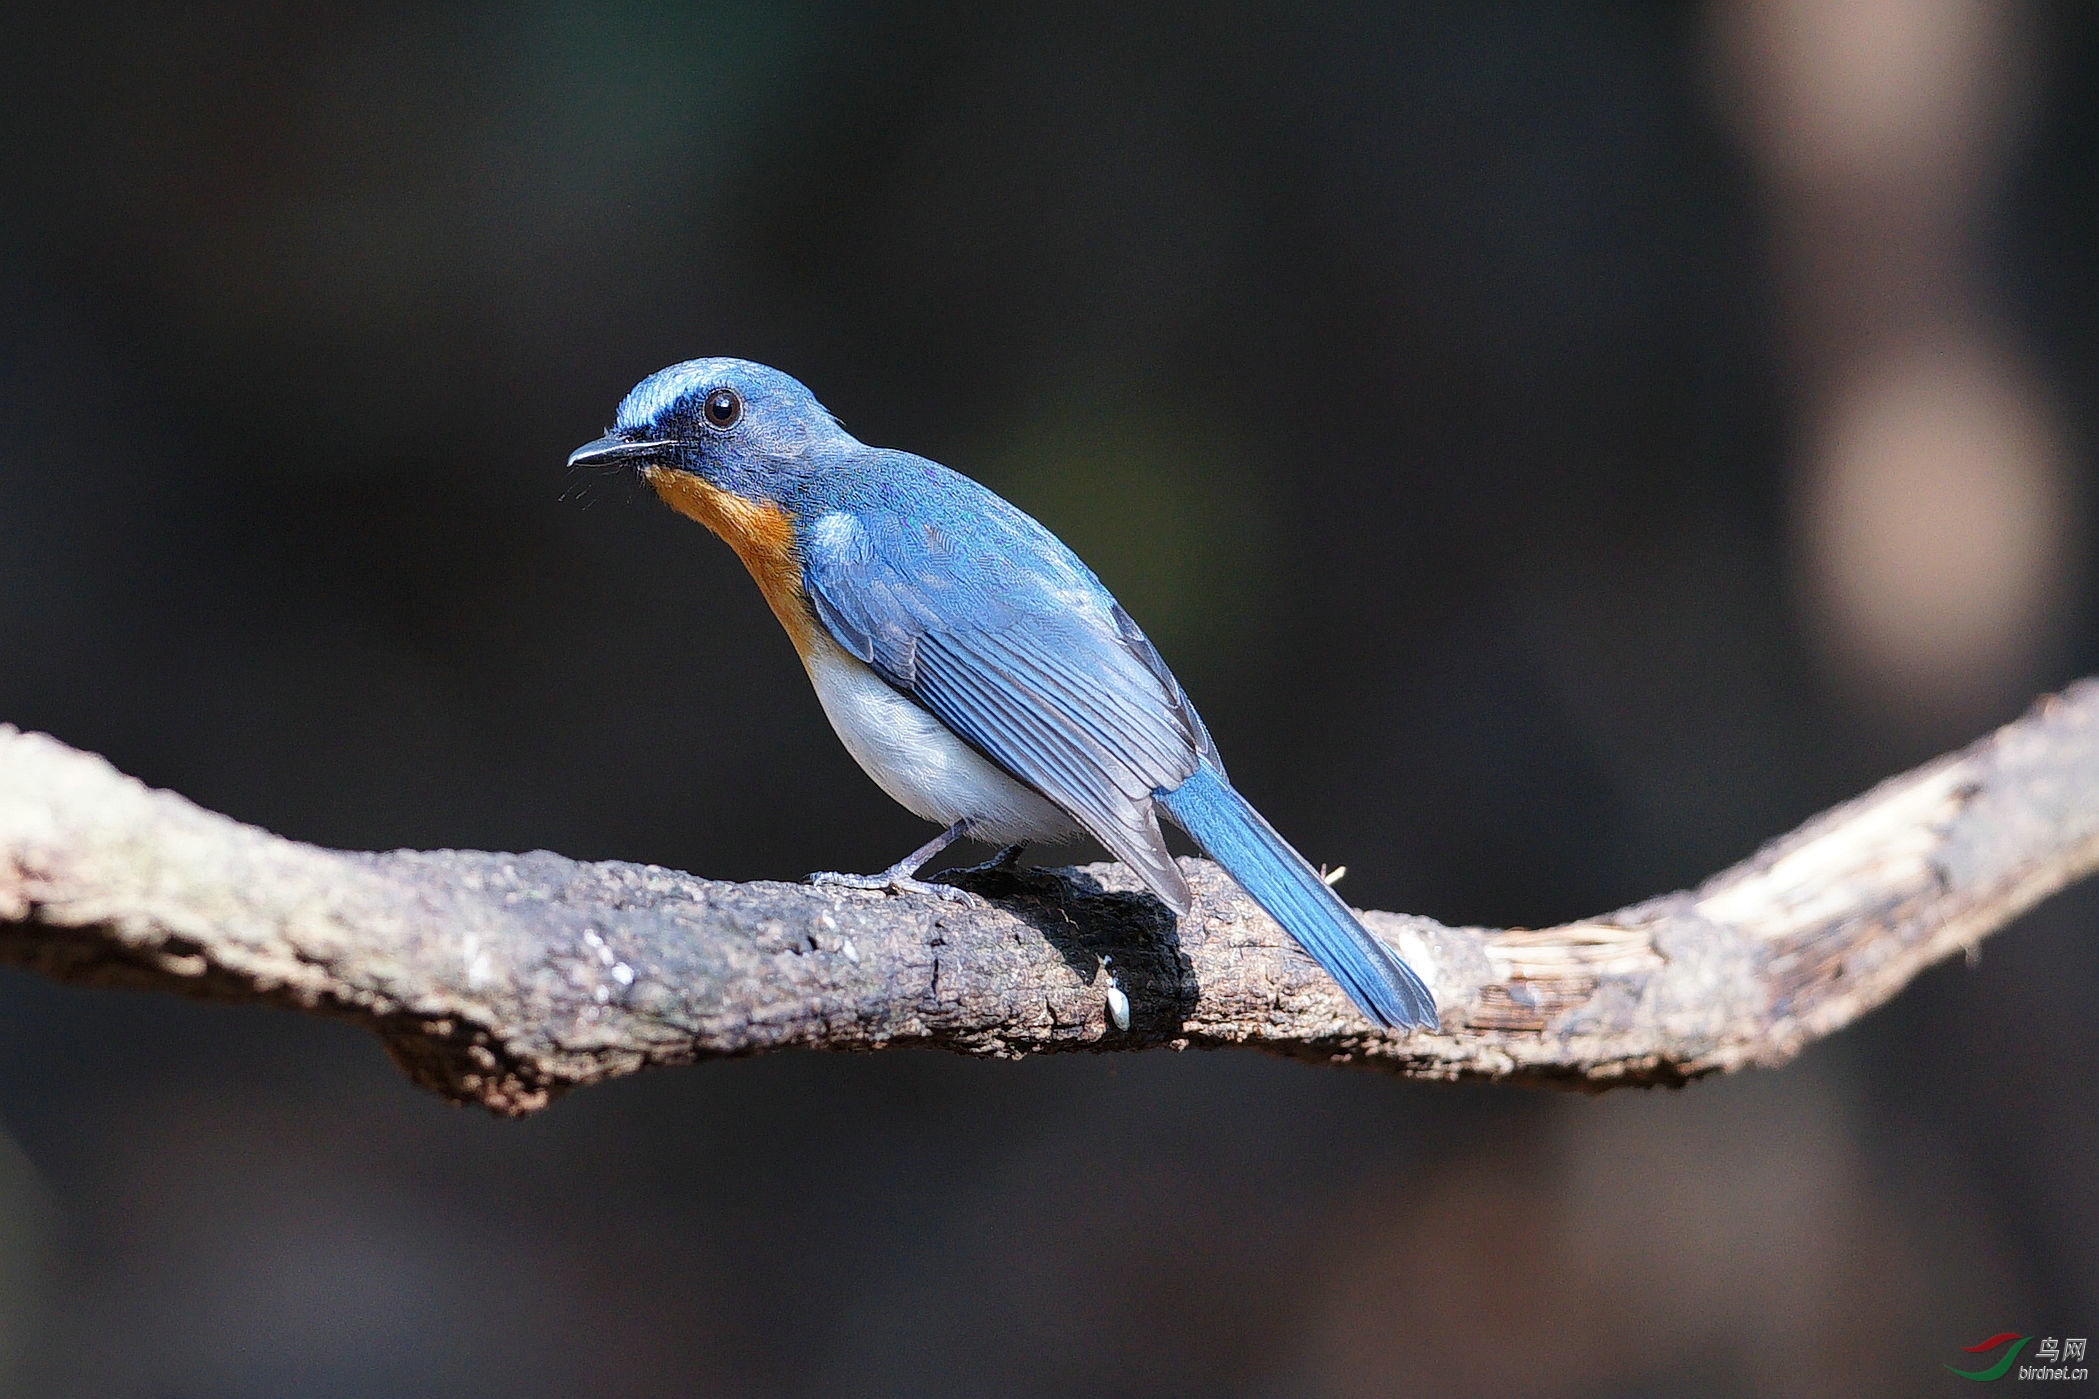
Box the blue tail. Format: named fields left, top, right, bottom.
left=1157, top=764, right=1436, bottom=1029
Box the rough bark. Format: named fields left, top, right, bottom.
left=5, top=683, right=2097, bottom=1115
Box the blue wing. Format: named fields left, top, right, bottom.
left=799, top=471, right=1214, bottom=912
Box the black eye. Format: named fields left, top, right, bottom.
left=703, top=388, right=742, bottom=429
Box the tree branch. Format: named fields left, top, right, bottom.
left=5, top=683, right=2097, bottom=1115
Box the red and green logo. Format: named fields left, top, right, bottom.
left=1946, top=1333, right=2030, bottom=1381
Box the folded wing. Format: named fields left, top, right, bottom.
left=800, top=490, right=1211, bottom=912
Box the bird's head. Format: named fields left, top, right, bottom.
left=568, top=357, right=846, bottom=507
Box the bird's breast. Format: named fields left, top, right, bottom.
left=800, top=629, right=1076, bottom=843
left=643, top=466, right=818, bottom=652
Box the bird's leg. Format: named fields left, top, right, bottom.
left=810, top=822, right=976, bottom=904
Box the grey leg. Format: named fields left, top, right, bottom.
left=810, top=822, right=975, bottom=904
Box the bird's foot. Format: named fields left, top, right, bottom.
left=809, top=869, right=978, bottom=906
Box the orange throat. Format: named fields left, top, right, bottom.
left=642, top=466, right=816, bottom=652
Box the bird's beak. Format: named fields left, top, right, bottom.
left=566, top=434, right=676, bottom=469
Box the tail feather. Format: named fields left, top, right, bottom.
left=1157, top=764, right=1436, bottom=1029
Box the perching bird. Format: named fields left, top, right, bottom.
left=570, top=359, right=1437, bottom=1029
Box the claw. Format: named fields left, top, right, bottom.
left=809, top=870, right=978, bottom=907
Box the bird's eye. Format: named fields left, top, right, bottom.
left=703, top=388, right=743, bottom=429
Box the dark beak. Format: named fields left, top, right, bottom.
left=566, top=434, right=675, bottom=469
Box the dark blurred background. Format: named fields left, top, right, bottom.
left=1, top=2, right=2094, bottom=1395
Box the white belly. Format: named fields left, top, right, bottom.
left=801, top=631, right=1079, bottom=845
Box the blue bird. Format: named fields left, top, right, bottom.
left=570, top=359, right=1437, bottom=1029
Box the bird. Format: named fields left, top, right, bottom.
left=569, top=358, right=1437, bottom=1029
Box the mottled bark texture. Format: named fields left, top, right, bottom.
left=5, top=683, right=2098, bottom=1115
